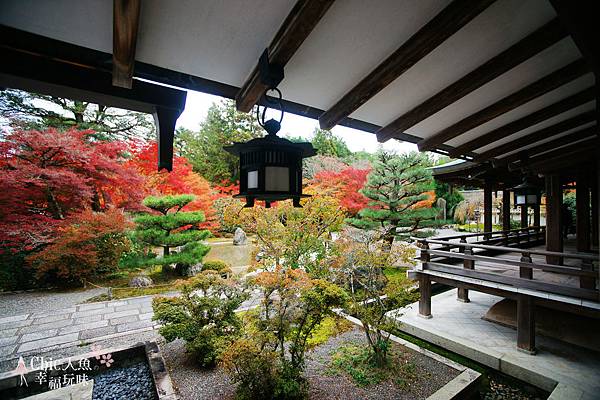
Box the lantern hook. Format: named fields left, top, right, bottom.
left=256, top=87, right=284, bottom=136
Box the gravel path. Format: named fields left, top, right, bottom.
left=162, top=326, right=458, bottom=400
left=0, top=288, right=106, bottom=318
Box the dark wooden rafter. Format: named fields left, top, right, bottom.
left=376, top=19, right=567, bottom=142
left=112, top=0, right=141, bottom=89
left=477, top=115, right=596, bottom=161
left=527, top=146, right=597, bottom=173
left=511, top=137, right=598, bottom=172
left=1, top=25, right=478, bottom=160
left=318, top=0, right=496, bottom=130
left=235, top=0, right=335, bottom=112
left=550, top=0, right=600, bottom=78
left=500, top=128, right=598, bottom=167
left=451, top=85, right=595, bottom=157
left=418, top=59, right=589, bottom=152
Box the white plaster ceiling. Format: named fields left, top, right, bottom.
left=0, top=0, right=297, bottom=87
left=446, top=73, right=596, bottom=148
left=348, top=0, right=558, bottom=126
left=475, top=101, right=597, bottom=154
left=497, top=121, right=597, bottom=159
left=0, top=0, right=595, bottom=154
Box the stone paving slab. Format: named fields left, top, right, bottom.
left=388, top=289, right=600, bottom=398
left=0, top=290, right=262, bottom=372
left=0, top=295, right=157, bottom=365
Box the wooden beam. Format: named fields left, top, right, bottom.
left=510, top=137, right=598, bottom=171
left=498, top=128, right=598, bottom=167
left=550, top=0, right=600, bottom=78
left=154, top=107, right=179, bottom=171
left=458, top=72, right=594, bottom=157
left=112, top=0, right=141, bottom=89
left=376, top=19, right=567, bottom=142
left=236, top=0, right=335, bottom=112
left=318, top=0, right=496, bottom=130
left=419, top=59, right=589, bottom=153
left=451, top=84, right=594, bottom=157
left=528, top=147, right=597, bottom=173
left=476, top=111, right=596, bottom=162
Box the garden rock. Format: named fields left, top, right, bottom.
left=233, top=227, right=247, bottom=245
left=128, top=276, right=153, bottom=288
left=185, top=263, right=203, bottom=277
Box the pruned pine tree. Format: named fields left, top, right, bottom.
left=133, top=194, right=210, bottom=275
left=348, top=151, right=439, bottom=244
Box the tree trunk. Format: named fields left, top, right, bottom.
left=46, top=187, right=64, bottom=219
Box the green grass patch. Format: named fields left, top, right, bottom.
left=328, top=343, right=418, bottom=388
left=305, top=316, right=353, bottom=348
left=237, top=311, right=353, bottom=349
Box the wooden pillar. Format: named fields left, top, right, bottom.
left=484, top=181, right=493, bottom=236
left=532, top=205, right=540, bottom=228
left=520, top=205, right=528, bottom=228
left=458, top=247, right=474, bottom=303
left=502, top=190, right=511, bottom=232
left=418, top=274, right=432, bottom=318
left=545, top=174, right=563, bottom=264
left=576, top=172, right=591, bottom=253
left=592, top=179, right=598, bottom=246
left=517, top=295, right=536, bottom=354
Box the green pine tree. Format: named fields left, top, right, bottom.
left=133, top=194, right=211, bottom=275
left=348, top=151, right=439, bottom=244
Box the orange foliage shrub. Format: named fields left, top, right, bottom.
left=28, top=208, right=134, bottom=284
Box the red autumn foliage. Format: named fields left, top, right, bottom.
left=0, top=128, right=144, bottom=251
left=127, top=142, right=218, bottom=231
left=213, top=180, right=240, bottom=198
left=309, top=167, right=371, bottom=215
left=413, top=190, right=436, bottom=209
left=27, top=208, right=134, bottom=283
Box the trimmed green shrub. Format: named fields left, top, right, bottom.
left=152, top=273, right=247, bottom=366
left=132, top=194, right=211, bottom=275
left=202, top=259, right=230, bottom=272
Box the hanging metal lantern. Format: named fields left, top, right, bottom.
left=224, top=88, right=316, bottom=208
left=512, top=177, right=541, bottom=206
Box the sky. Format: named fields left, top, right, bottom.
left=1, top=85, right=418, bottom=155
left=177, top=90, right=418, bottom=154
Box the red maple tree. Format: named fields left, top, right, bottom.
left=0, top=128, right=144, bottom=251
left=309, top=167, right=371, bottom=216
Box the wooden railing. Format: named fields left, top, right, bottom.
left=431, top=226, right=545, bottom=247
left=413, top=234, right=599, bottom=303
